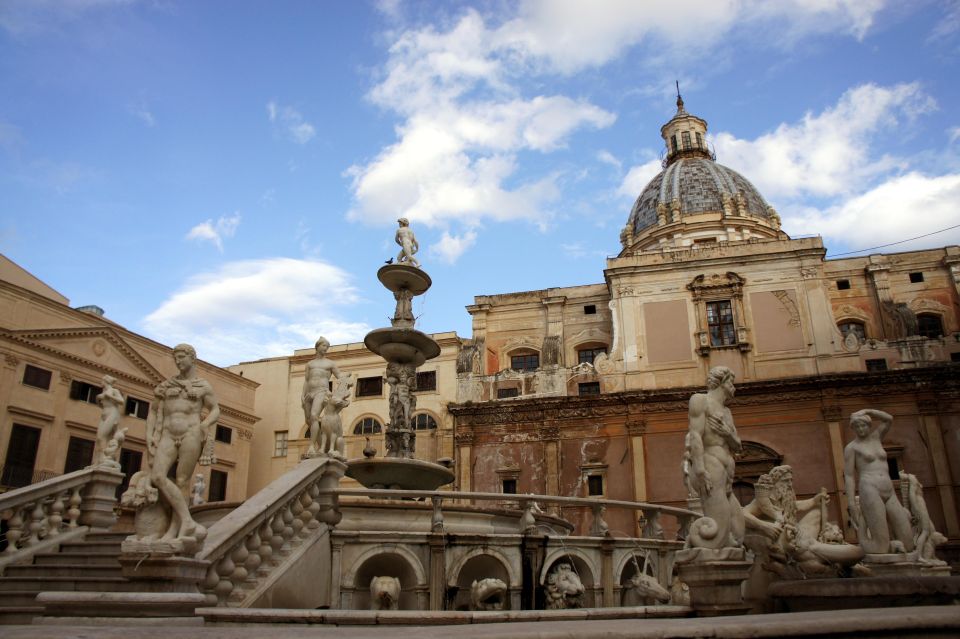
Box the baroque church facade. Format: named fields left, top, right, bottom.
left=448, top=98, right=960, bottom=548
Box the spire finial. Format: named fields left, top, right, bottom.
left=675, top=80, right=685, bottom=113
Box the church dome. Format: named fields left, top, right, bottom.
left=618, top=93, right=786, bottom=254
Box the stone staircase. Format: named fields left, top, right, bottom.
left=0, top=531, right=128, bottom=624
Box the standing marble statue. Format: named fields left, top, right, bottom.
left=843, top=409, right=914, bottom=554
left=121, top=344, right=218, bottom=554
left=395, top=217, right=420, bottom=268
left=94, top=375, right=125, bottom=468
left=684, top=366, right=745, bottom=549
left=302, top=336, right=342, bottom=456
left=191, top=473, right=206, bottom=506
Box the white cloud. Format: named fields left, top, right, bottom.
left=350, top=2, right=888, bottom=260
left=185, top=212, right=241, bottom=252
left=143, top=258, right=371, bottom=365
left=949, top=126, right=960, bottom=145
left=782, top=172, right=960, bottom=253
left=128, top=99, right=155, bottom=127
left=430, top=230, right=477, bottom=264
left=596, top=150, right=621, bottom=172
left=712, top=83, right=936, bottom=199
left=266, top=100, right=316, bottom=145
left=617, top=159, right=662, bottom=199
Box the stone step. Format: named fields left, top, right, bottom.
left=5, top=564, right=123, bottom=579
left=57, top=541, right=121, bottom=554
left=0, top=576, right=126, bottom=592
left=0, top=591, right=43, bottom=607
left=0, top=605, right=43, bottom=625
left=32, top=552, right=120, bottom=566
left=84, top=532, right=130, bottom=542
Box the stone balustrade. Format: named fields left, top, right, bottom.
left=198, top=455, right=346, bottom=606
left=0, top=465, right=123, bottom=574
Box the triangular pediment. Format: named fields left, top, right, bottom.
left=1, top=326, right=165, bottom=385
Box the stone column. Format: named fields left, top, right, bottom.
left=600, top=539, right=615, bottom=607
left=918, top=400, right=960, bottom=537
left=78, top=467, right=124, bottom=530
left=456, top=431, right=473, bottom=492
left=626, top=418, right=647, bottom=535
left=541, top=418, right=561, bottom=499
left=865, top=260, right=893, bottom=338
left=429, top=534, right=446, bottom=610
left=943, top=251, right=960, bottom=299
left=329, top=538, right=344, bottom=609
left=822, top=405, right=852, bottom=539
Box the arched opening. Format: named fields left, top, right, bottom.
left=917, top=313, right=944, bottom=338
left=448, top=553, right=512, bottom=610
left=838, top=319, right=866, bottom=342
left=353, top=417, right=383, bottom=435
left=351, top=551, right=422, bottom=610
left=508, top=348, right=540, bottom=372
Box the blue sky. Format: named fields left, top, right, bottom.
left=2, top=0, right=959, bottom=366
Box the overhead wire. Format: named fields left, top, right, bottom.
left=827, top=223, right=960, bottom=257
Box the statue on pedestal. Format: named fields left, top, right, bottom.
left=316, top=373, right=354, bottom=460
left=683, top=366, right=745, bottom=551
left=395, top=217, right=420, bottom=268
left=94, top=375, right=126, bottom=468
left=302, top=336, right=342, bottom=457
left=843, top=409, right=915, bottom=555
left=121, top=344, right=218, bottom=556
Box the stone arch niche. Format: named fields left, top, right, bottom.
left=447, top=549, right=514, bottom=610
left=343, top=548, right=425, bottom=610
left=616, top=549, right=669, bottom=607
left=733, top=440, right=783, bottom=505
left=539, top=550, right=599, bottom=608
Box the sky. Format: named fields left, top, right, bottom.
left=2, top=0, right=959, bottom=367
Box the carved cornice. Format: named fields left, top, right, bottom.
left=0, top=327, right=163, bottom=386
left=7, top=405, right=55, bottom=422
left=540, top=424, right=560, bottom=441
left=219, top=404, right=259, bottom=425
left=821, top=405, right=842, bottom=422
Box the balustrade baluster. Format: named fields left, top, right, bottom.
left=214, top=551, right=236, bottom=605
left=280, top=502, right=295, bottom=553
left=243, top=529, right=262, bottom=589
left=289, top=496, right=304, bottom=539
left=258, top=519, right=274, bottom=573
left=298, top=489, right=314, bottom=534
left=203, top=562, right=221, bottom=596
left=47, top=489, right=66, bottom=537
left=66, top=486, right=82, bottom=527
left=26, top=500, right=45, bottom=546
left=3, top=507, right=25, bottom=554
left=305, top=482, right=321, bottom=530
left=431, top=496, right=444, bottom=533
left=228, top=542, right=249, bottom=600
left=269, top=511, right=285, bottom=563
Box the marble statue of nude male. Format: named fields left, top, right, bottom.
left=302, top=336, right=342, bottom=454
left=395, top=217, right=421, bottom=268
left=147, top=343, right=219, bottom=543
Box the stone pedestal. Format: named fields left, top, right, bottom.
left=770, top=575, right=960, bottom=612
left=676, top=548, right=752, bottom=616
left=78, top=467, right=124, bottom=530
left=862, top=552, right=952, bottom=577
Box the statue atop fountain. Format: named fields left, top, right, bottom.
left=347, top=219, right=453, bottom=490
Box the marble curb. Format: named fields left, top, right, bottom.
left=197, top=605, right=691, bottom=625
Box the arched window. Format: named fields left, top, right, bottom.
left=576, top=344, right=607, bottom=365
left=412, top=413, right=437, bottom=430
left=509, top=349, right=539, bottom=372
left=838, top=320, right=866, bottom=341
left=353, top=417, right=382, bottom=435
left=917, top=313, right=944, bottom=339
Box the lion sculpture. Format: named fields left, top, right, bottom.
left=543, top=562, right=584, bottom=610
left=369, top=575, right=400, bottom=610
left=470, top=578, right=507, bottom=610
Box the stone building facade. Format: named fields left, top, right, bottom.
left=0, top=255, right=258, bottom=503
left=449, top=99, right=960, bottom=547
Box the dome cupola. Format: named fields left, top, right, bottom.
left=619, top=92, right=787, bottom=255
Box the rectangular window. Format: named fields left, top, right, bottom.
left=909, top=272, right=924, bottom=283
left=2, top=424, right=42, bottom=488
left=215, top=425, right=232, bottom=444
left=577, top=347, right=606, bottom=365
left=116, top=448, right=142, bottom=499
left=22, top=365, right=52, bottom=390
left=64, top=436, right=95, bottom=473
left=695, top=131, right=703, bottom=148
left=587, top=474, right=604, bottom=496
left=356, top=376, right=383, bottom=397
left=836, top=279, right=851, bottom=290
left=415, top=370, right=437, bottom=392
left=497, top=387, right=519, bottom=399
left=670, top=134, right=678, bottom=153
left=69, top=380, right=102, bottom=404
left=866, top=358, right=887, bottom=372
left=510, top=353, right=539, bottom=372
left=501, top=478, right=517, bottom=495
left=125, top=396, right=150, bottom=419
left=681, top=131, right=691, bottom=149
left=706, top=300, right=737, bottom=346
left=578, top=382, right=601, bottom=396
left=583, top=304, right=597, bottom=315
left=209, top=469, right=228, bottom=502
left=274, top=431, right=289, bottom=457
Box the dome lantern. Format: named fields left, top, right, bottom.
left=660, top=84, right=713, bottom=166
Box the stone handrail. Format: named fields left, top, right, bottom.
left=0, top=465, right=123, bottom=574
left=198, top=455, right=346, bottom=607
left=329, top=487, right=697, bottom=541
